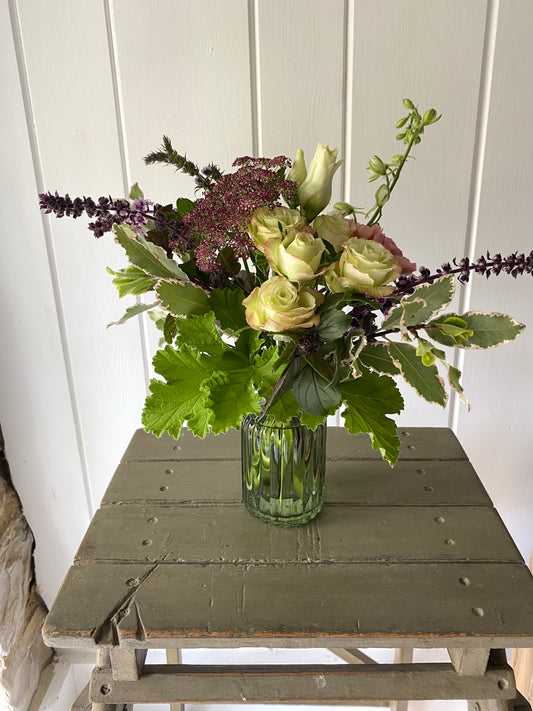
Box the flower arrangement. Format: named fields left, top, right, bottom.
left=39, top=100, right=531, bottom=466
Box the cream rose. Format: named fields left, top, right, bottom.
left=263, top=231, right=326, bottom=283
left=243, top=276, right=324, bottom=332
left=313, top=213, right=354, bottom=252
left=247, top=206, right=311, bottom=249
left=325, top=237, right=402, bottom=296
left=298, top=144, right=343, bottom=221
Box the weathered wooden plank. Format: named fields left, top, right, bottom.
left=75, top=504, right=522, bottom=565
left=121, top=427, right=468, bottom=463
left=43, top=561, right=533, bottom=649
left=102, top=458, right=490, bottom=507
left=468, top=695, right=532, bottom=711
left=89, top=662, right=514, bottom=704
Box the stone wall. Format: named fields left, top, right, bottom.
left=0, top=426, right=53, bottom=710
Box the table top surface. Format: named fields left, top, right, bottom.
left=43, top=427, right=533, bottom=650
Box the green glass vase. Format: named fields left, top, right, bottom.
left=241, top=414, right=326, bottom=526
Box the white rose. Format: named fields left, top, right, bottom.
left=242, top=276, right=324, bottom=333
left=247, top=206, right=310, bottom=249
left=325, top=237, right=402, bottom=296
left=298, top=144, right=342, bottom=221
left=263, top=231, right=325, bottom=283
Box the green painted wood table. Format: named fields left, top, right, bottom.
left=43, top=427, right=533, bottom=710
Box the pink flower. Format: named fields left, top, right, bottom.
left=350, top=222, right=416, bottom=276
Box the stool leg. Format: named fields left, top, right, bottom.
left=166, top=648, right=184, bottom=711
left=390, top=648, right=413, bottom=711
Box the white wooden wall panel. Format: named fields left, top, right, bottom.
left=456, top=0, right=533, bottom=560
left=1, top=0, right=532, bottom=627
left=0, top=0, right=91, bottom=607
left=256, top=0, right=346, bottom=160
left=16, top=0, right=148, bottom=515
left=111, top=0, right=254, bottom=359
left=349, top=0, right=489, bottom=427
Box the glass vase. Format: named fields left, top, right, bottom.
left=241, top=414, right=326, bottom=526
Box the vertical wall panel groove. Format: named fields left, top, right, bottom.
left=103, top=0, right=152, bottom=391
left=248, top=0, right=261, bottom=158
left=7, top=0, right=96, bottom=518
left=449, top=0, right=501, bottom=431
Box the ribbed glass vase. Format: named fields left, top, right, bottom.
left=241, top=414, right=326, bottom=526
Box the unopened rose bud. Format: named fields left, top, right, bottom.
left=287, top=148, right=307, bottom=187
left=298, top=144, right=342, bottom=221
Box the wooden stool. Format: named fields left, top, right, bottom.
left=43, top=428, right=533, bottom=710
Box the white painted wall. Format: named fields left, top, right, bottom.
left=1, top=1, right=532, bottom=708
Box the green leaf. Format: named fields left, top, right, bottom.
left=304, top=352, right=335, bottom=381
left=235, top=328, right=263, bottom=359
left=427, top=311, right=525, bottom=349
left=340, top=372, right=403, bottom=466
left=156, top=279, right=210, bottom=316
left=107, top=301, right=158, bottom=328
left=316, top=308, right=351, bottom=342
left=163, top=313, right=177, bottom=344
left=176, top=197, right=195, bottom=217
left=381, top=304, right=402, bottom=330
left=174, top=312, right=225, bottom=355
left=294, top=366, right=341, bottom=416
left=208, top=287, right=247, bottom=331
left=299, top=411, right=329, bottom=430
left=106, top=265, right=157, bottom=297
left=129, top=182, right=144, bottom=200
left=401, top=275, right=455, bottom=326
left=142, top=380, right=210, bottom=439
left=388, top=341, right=447, bottom=406
left=358, top=343, right=400, bottom=375
left=206, top=372, right=261, bottom=433
left=113, top=224, right=189, bottom=281
left=152, top=343, right=211, bottom=385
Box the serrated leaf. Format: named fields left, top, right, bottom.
left=426, top=311, right=525, bottom=349
left=358, top=343, right=400, bottom=375
left=107, top=301, right=158, bottom=328
left=401, top=275, right=455, bottom=326
left=381, top=304, right=402, bottom=330
left=163, top=313, right=177, bottom=344
left=152, top=343, right=212, bottom=384
left=156, top=279, right=210, bottom=316
left=293, top=366, right=341, bottom=416
left=106, top=265, right=157, bottom=297
left=206, top=371, right=261, bottom=433
left=299, top=411, right=329, bottom=430
left=174, top=312, right=225, bottom=355
left=142, top=380, right=210, bottom=439
left=340, top=372, right=403, bottom=466
left=388, top=341, right=447, bottom=406
left=455, top=312, right=524, bottom=348
left=208, top=287, right=247, bottom=332
left=113, top=224, right=189, bottom=280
